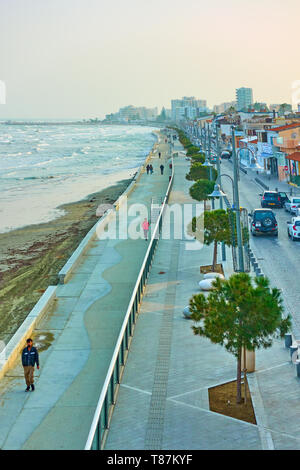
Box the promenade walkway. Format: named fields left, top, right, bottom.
left=0, top=133, right=171, bottom=450
left=104, top=146, right=300, bottom=450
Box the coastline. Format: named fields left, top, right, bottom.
left=0, top=129, right=160, bottom=345
left=0, top=178, right=131, bottom=345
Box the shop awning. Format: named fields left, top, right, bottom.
left=286, top=152, right=300, bottom=162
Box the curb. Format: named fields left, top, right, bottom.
left=0, top=286, right=57, bottom=381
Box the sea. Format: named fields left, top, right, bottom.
left=0, top=124, right=158, bottom=233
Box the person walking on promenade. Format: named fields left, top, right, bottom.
left=160, top=164, right=164, bottom=175
left=22, top=338, right=39, bottom=392
left=149, top=164, right=153, bottom=174
left=158, top=151, right=161, bottom=158
left=142, top=218, right=150, bottom=241
left=146, top=164, right=150, bottom=175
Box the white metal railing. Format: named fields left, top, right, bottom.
left=84, top=159, right=174, bottom=450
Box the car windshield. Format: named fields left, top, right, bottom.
left=295, top=221, right=300, bottom=227
left=254, top=211, right=275, bottom=220
left=292, top=199, right=300, bottom=203
left=264, top=193, right=277, bottom=199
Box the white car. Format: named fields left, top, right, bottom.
left=285, top=196, right=300, bottom=214
left=287, top=216, right=300, bottom=241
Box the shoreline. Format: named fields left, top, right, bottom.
left=0, top=129, right=160, bottom=345
left=0, top=178, right=132, bottom=345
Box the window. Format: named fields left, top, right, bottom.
left=255, top=211, right=275, bottom=220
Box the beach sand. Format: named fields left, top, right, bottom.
left=0, top=178, right=131, bottom=345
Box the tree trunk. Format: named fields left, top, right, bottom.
left=236, top=348, right=242, bottom=404
left=212, top=240, right=218, bottom=272
left=243, top=346, right=247, bottom=404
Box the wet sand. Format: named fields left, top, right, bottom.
left=0, top=178, right=132, bottom=345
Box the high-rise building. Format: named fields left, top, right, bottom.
left=171, top=96, right=207, bottom=121
left=236, top=88, right=253, bottom=111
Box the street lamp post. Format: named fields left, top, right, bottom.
left=231, top=126, right=245, bottom=272
left=215, top=123, right=226, bottom=261
left=206, top=123, right=214, bottom=209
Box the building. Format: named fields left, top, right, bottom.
left=271, top=123, right=300, bottom=183
left=236, top=87, right=253, bottom=111
left=171, top=96, right=207, bottom=122
left=213, top=101, right=236, bottom=114
left=270, top=104, right=281, bottom=112
left=185, top=106, right=197, bottom=120
left=106, top=105, right=158, bottom=122
left=175, top=107, right=186, bottom=122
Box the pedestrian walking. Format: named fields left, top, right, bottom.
left=142, top=218, right=150, bottom=241
left=22, top=338, right=39, bottom=392
left=160, top=164, right=164, bottom=175
left=146, top=164, right=150, bottom=175
left=158, top=152, right=161, bottom=158
left=149, top=164, right=153, bottom=174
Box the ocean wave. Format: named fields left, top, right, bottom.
left=0, top=123, right=157, bottom=232
left=1, top=175, right=57, bottom=181
left=33, top=159, right=55, bottom=167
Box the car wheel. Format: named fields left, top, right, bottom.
left=274, top=232, right=278, bottom=237
left=288, top=230, right=291, bottom=237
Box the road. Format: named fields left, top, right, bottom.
left=219, top=159, right=300, bottom=337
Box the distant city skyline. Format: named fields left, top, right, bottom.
left=0, top=0, right=299, bottom=119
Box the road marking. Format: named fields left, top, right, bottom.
left=120, top=384, right=152, bottom=396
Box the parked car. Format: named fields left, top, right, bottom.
left=260, top=191, right=282, bottom=208
left=221, top=150, right=231, bottom=159
left=287, top=216, right=300, bottom=240
left=278, top=191, right=290, bottom=208
left=211, top=155, right=221, bottom=164
left=249, top=209, right=278, bottom=237
left=284, top=196, right=300, bottom=214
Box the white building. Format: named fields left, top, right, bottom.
left=236, top=88, right=253, bottom=111
left=175, top=107, right=186, bottom=122
left=171, top=96, right=207, bottom=121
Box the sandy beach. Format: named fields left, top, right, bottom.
left=0, top=178, right=131, bottom=345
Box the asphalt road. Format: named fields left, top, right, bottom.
left=220, top=159, right=300, bottom=337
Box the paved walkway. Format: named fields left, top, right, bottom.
left=105, top=148, right=300, bottom=450
left=0, top=132, right=171, bottom=450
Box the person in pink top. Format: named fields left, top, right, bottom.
left=142, top=218, right=150, bottom=241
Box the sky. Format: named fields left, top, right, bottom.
left=0, top=0, right=299, bottom=119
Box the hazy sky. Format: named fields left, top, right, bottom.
left=0, top=0, right=299, bottom=119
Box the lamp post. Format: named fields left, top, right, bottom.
left=231, top=126, right=245, bottom=272
left=202, top=159, right=214, bottom=210
left=215, top=122, right=226, bottom=260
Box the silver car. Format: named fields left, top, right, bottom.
left=287, top=216, right=300, bottom=240
left=285, top=196, right=300, bottom=214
